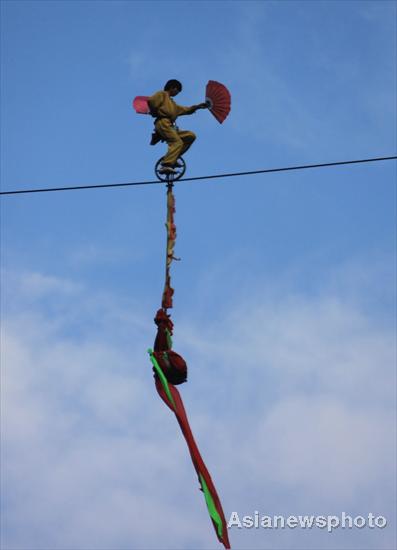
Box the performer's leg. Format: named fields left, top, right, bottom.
left=163, top=135, right=184, bottom=166
left=156, top=120, right=184, bottom=166
left=178, top=130, right=196, bottom=157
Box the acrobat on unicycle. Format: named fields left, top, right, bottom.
left=132, top=79, right=231, bottom=183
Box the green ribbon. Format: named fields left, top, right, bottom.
left=148, top=348, right=176, bottom=410
left=199, top=473, right=224, bottom=539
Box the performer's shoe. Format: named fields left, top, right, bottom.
left=150, top=132, right=161, bottom=146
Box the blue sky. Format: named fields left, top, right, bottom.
left=1, top=1, right=396, bottom=549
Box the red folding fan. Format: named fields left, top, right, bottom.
left=205, top=80, right=231, bottom=124
left=133, top=95, right=150, bottom=114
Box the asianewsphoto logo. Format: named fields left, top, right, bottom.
left=227, top=512, right=387, bottom=533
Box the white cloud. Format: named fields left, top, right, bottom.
left=16, top=270, right=82, bottom=298
left=251, top=396, right=394, bottom=501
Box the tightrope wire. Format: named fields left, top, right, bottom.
left=1, top=155, right=396, bottom=196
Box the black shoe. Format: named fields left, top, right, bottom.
left=150, top=132, right=161, bottom=146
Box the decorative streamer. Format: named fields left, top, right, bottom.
left=148, top=181, right=231, bottom=549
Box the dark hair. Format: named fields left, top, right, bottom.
left=164, top=79, right=182, bottom=92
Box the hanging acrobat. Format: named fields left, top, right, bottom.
left=133, top=80, right=231, bottom=548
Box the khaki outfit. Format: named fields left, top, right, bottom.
left=148, top=90, right=198, bottom=166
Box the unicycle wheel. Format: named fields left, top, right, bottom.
left=155, top=157, right=186, bottom=182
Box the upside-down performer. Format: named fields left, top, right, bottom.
left=148, top=79, right=208, bottom=175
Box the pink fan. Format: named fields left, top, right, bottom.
left=205, top=81, right=231, bottom=124
left=132, top=96, right=150, bottom=114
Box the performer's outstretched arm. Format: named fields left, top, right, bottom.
left=176, top=102, right=208, bottom=116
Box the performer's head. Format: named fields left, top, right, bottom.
left=164, top=79, right=182, bottom=96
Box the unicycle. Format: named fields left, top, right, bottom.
left=155, top=157, right=186, bottom=182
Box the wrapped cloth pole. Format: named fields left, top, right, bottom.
left=148, top=181, right=231, bottom=549
left=162, top=183, right=178, bottom=310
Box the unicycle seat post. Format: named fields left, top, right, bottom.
left=166, top=173, right=175, bottom=188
